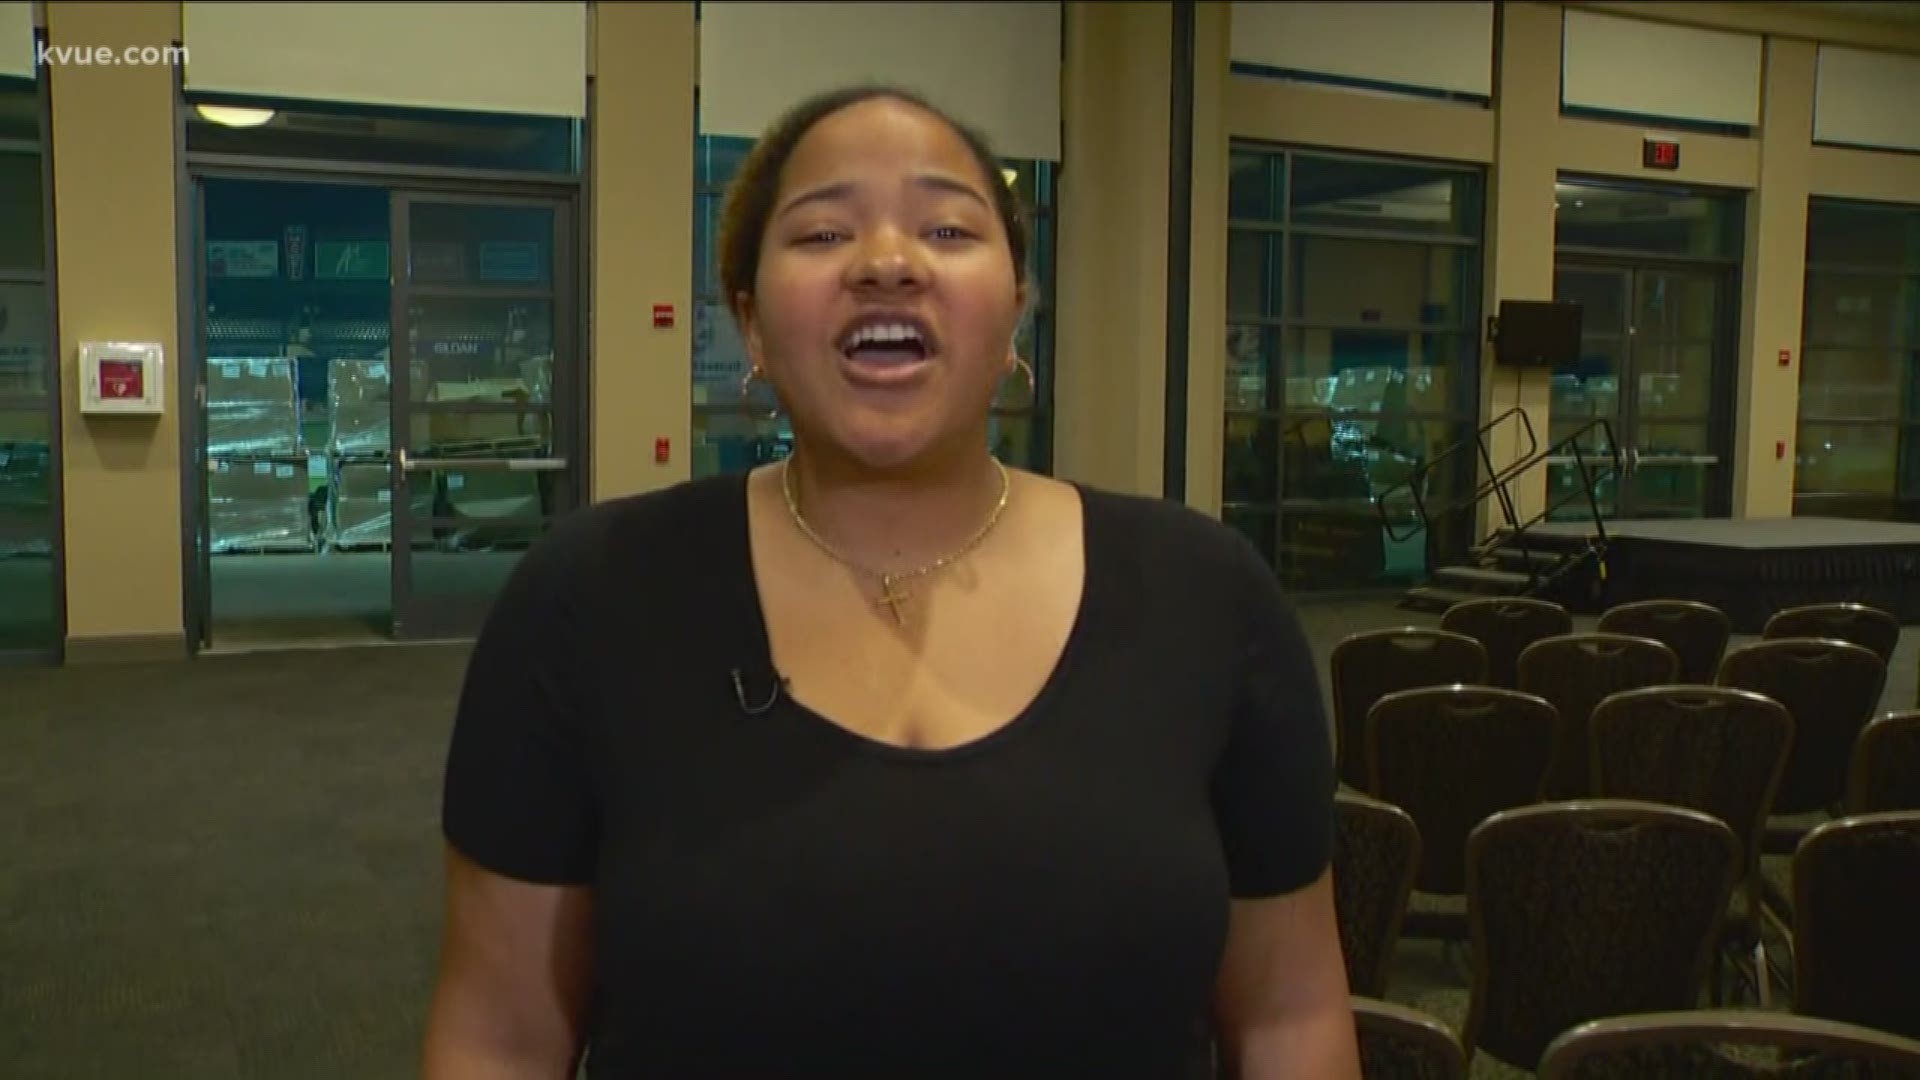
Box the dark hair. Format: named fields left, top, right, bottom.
left=718, top=85, right=1030, bottom=321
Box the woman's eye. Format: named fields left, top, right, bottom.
left=930, top=226, right=973, bottom=241
left=799, top=229, right=843, bottom=245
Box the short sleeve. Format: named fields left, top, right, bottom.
left=441, top=522, right=601, bottom=885
left=1209, top=540, right=1337, bottom=898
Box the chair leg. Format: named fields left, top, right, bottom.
left=1753, top=940, right=1771, bottom=1009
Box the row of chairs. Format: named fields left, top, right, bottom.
left=1332, top=796, right=1920, bottom=1074
left=1354, top=998, right=1920, bottom=1078
left=1331, top=599, right=1906, bottom=843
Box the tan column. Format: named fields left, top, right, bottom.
left=47, top=2, right=185, bottom=660
left=589, top=1, right=694, bottom=502
left=1733, top=37, right=1815, bottom=518
left=1482, top=1, right=1561, bottom=528
left=1183, top=1, right=1231, bottom=517
left=1053, top=0, right=1171, bottom=498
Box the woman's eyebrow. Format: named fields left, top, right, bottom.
left=775, top=174, right=990, bottom=219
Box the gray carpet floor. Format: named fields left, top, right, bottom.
left=1, top=598, right=1913, bottom=1079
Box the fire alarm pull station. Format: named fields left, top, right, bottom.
left=1779, top=348, right=1792, bottom=367
left=653, top=304, right=674, bottom=328
left=78, top=341, right=165, bottom=415
left=655, top=437, right=671, bottom=464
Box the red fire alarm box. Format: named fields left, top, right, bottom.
left=655, top=437, right=671, bottom=463
left=79, top=341, right=165, bottom=414
left=653, top=303, right=674, bottom=328
left=1779, top=348, right=1792, bottom=367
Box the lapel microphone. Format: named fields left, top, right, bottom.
left=731, top=666, right=788, bottom=716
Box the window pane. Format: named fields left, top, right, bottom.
left=1284, top=329, right=1464, bottom=416
left=0, top=150, right=44, bottom=272
left=0, top=280, right=50, bottom=394
left=409, top=297, right=553, bottom=404
left=1225, top=324, right=1279, bottom=412
left=1227, top=229, right=1279, bottom=318
left=1554, top=179, right=1742, bottom=259
left=1290, top=154, right=1481, bottom=237
left=1808, top=199, right=1920, bottom=271
left=1223, top=413, right=1280, bottom=506
left=1804, top=271, right=1919, bottom=348
left=1229, top=150, right=1282, bottom=223
left=693, top=300, right=753, bottom=409
left=1799, top=347, right=1906, bottom=420
left=1292, top=236, right=1473, bottom=328
left=1554, top=267, right=1628, bottom=334
left=694, top=192, right=723, bottom=300
left=1635, top=270, right=1719, bottom=340
left=692, top=410, right=791, bottom=480
left=0, top=541, right=53, bottom=651
left=1279, top=415, right=1466, bottom=590
left=408, top=202, right=554, bottom=289
left=1551, top=340, right=1624, bottom=423
left=0, top=407, right=52, bottom=530
left=1635, top=343, right=1715, bottom=419
left=695, top=136, right=755, bottom=190
left=988, top=412, right=1033, bottom=467
left=1796, top=423, right=1898, bottom=495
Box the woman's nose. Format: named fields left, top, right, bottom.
left=849, top=231, right=926, bottom=291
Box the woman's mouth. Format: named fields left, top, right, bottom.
left=838, top=318, right=935, bottom=388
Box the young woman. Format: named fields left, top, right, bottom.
left=422, top=86, right=1358, bottom=1079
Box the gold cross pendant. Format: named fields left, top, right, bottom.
left=876, top=573, right=910, bottom=624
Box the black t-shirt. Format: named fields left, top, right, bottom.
left=441, top=472, right=1335, bottom=1079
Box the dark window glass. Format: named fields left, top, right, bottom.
left=1291, top=155, right=1482, bottom=238
left=1554, top=178, right=1744, bottom=259
left=1225, top=144, right=1486, bottom=589
left=1808, top=199, right=1920, bottom=271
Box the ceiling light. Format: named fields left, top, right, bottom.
left=1001, top=167, right=1019, bottom=187
left=195, top=104, right=276, bottom=128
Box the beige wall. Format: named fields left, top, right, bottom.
left=1184, top=1, right=1231, bottom=515
left=1052, top=0, right=1173, bottom=498
left=590, top=1, right=694, bottom=502
left=47, top=1, right=185, bottom=658
left=1733, top=37, right=1816, bottom=518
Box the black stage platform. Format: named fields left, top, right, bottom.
left=1534, top=516, right=1920, bottom=632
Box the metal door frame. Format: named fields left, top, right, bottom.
left=388, top=189, right=578, bottom=641
left=178, top=170, right=582, bottom=652
left=1553, top=256, right=1740, bottom=519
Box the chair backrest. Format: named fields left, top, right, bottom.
left=1849, top=711, right=1920, bottom=814
left=1717, top=638, right=1887, bottom=815
left=1517, top=633, right=1680, bottom=800
left=1538, top=1009, right=1920, bottom=1079
left=1329, top=628, right=1488, bottom=789
left=1597, top=599, right=1732, bottom=685
left=1353, top=997, right=1465, bottom=1080
left=1464, top=800, right=1741, bottom=1072
left=1331, top=793, right=1420, bottom=998
left=1439, top=598, right=1572, bottom=689
left=1794, top=810, right=1920, bottom=1041
left=1366, top=685, right=1560, bottom=896
left=1589, top=685, right=1792, bottom=873
left=1764, top=602, right=1900, bottom=665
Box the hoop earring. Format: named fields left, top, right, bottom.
left=1011, top=356, right=1036, bottom=400
left=739, top=365, right=780, bottom=421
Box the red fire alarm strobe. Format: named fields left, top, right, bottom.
left=655, top=437, right=671, bottom=464
left=653, top=303, right=674, bottom=328
left=1779, top=348, right=1792, bottom=367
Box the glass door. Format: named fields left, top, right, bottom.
left=1549, top=263, right=1732, bottom=520
left=390, top=193, right=576, bottom=640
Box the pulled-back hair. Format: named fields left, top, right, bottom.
left=717, top=85, right=1030, bottom=323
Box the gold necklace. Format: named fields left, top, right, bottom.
left=780, top=457, right=1013, bottom=624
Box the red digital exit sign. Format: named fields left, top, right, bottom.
left=1643, top=138, right=1681, bottom=171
